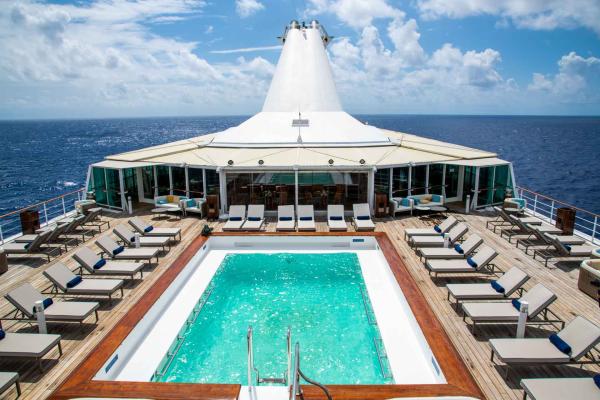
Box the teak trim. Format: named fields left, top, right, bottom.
left=50, top=232, right=484, bottom=400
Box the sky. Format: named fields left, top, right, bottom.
left=0, top=0, right=599, bottom=119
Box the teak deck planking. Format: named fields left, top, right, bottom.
left=0, top=209, right=598, bottom=400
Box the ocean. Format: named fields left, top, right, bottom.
left=0, top=115, right=598, bottom=215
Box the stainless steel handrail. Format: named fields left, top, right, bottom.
left=286, top=326, right=292, bottom=386
left=289, top=343, right=300, bottom=400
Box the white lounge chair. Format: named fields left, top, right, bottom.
left=0, top=331, right=62, bottom=371
left=327, top=205, right=348, bottom=231
left=462, top=283, right=561, bottom=335
left=96, top=236, right=160, bottom=264
left=490, top=316, right=600, bottom=377
left=534, top=236, right=598, bottom=267
left=43, top=262, right=124, bottom=303
left=446, top=266, right=529, bottom=308
left=73, top=247, right=145, bottom=279
left=128, top=217, right=182, bottom=241
left=404, top=216, right=457, bottom=239
left=297, top=205, right=316, bottom=231
left=352, top=204, right=375, bottom=231
left=113, top=224, right=171, bottom=251
left=276, top=205, right=295, bottom=231
left=425, top=245, right=498, bottom=277
left=419, top=234, right=483, bottom=261
left=242, top=205, right=265, bottom=231
left=521, top=376, right=600, bottom=400
left=411, top=222, right=468, bottom=248
left=0, top=372, right=20, bottom=397
left=2, top=229, right=59, bottom=262
left=5, top=283, right=99, bottom=325
left=222, top=205, right=246, bottom=231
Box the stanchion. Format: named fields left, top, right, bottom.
left=34, top=300, right=47, bottom=334
left=516, top=301, right=529, bottom=338
left=134, top=232, right=141, bottom=248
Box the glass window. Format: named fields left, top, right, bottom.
left=122, top=168, right=138, bottom=203
left=298, top=172, right=367, bottom=211
left=105, top=168, right=122, bottom=208
left=477, top=166, right=495, bottom=206
left=188, top=168, right=204, bottom=198
left=171, top=167, right=186, bottom=196
left=141, top=166, right=154, bottom=199
left=429, top=164, right=444, bottom=195
left=445, top=164, right=459, bottom=199
left=374, top=168, right=390, bottom=196
left=411, top=165, right=427, bottom=195
left=493, top=165, right=510, bottom=204
left=392, top=167, right=409, bottom=198
left=205, top=169, right=220, bottom=195
left=91, top=167, right=107, bottom=205
left=226, top=172, right=295, bottom=211
left=156, top=166, right=170, bottom=196
left=463, top=166, right=477, bottom=202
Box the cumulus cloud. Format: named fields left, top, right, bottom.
left=416, top=0, right=600, bottom=35
left=235, top=0, right=264, bottom=18
left=306, top=0, right=402, bottom=28
left=0, top=0, right=275, bottom=118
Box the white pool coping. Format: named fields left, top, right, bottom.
left=95, top=236, right=445, bottom=387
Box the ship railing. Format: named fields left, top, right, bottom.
left=0, top=188, right=86, bottom=245
left=516, top=186, right=600, bottom=245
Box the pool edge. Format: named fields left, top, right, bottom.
left=49, top=232, right=485, bottom=400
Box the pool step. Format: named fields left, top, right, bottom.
left=259, top=377, right=286, bottom=384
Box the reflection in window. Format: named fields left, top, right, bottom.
left=226, top=172, right=295, bottom=211
left=392, top=167, right=409, bottom=198
left=298, top=172, right=367, bottom=211
left=429, top=164, right=444, bottom=195
left=156, top=166, right=170, bottom=196
left=411, top=165, right=427, bottom=195
left=171, top=167, right=186, bottom=196
left=374, top=168, right=390, bottom=196
left=188, top=168, right=204, bottom=198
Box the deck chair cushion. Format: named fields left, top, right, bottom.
left=94, top=259, right=106, bottom=269
left=280, top=216, right=292, bottom=221
left=144, top=226, right=153, bottom=232
left=0, top=329, right=4, bottom=340
left=356, top=215, right=370, bottom=220
left=467, top=257, right=477, bottom=268
left=557, top=316, right=600, bottom=360
left=454, top=244, right=464, bottom=254
left=67, top=276, right=82, bottom=288
left=490, top=281, right=505, bottom=293
left=300, top=216, right=313, bottom=221
left=330, top=216, right=343, bottom=221
left=549, top=334, right=571, bottom=355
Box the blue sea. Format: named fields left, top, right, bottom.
left=0, top=115, right=599, bottom=215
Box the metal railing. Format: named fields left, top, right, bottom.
left=289, top=343, right=332, bottom=400
left=516, top=186, right=600, bottom=245
left=247, top=326, right=292, bottom=390
left=0, top=188, right=86, bottom=245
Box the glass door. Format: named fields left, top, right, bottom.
left=123, top=168, right=139, bottom=204
left=141, top=166, right=155, bottom=201
left=91, top=167, right=108, bottom=206
left=492, top=165, right=510, bottom=204
left=105, top=169, right=122, bottom=208
left=476, top=167, right=494, bottom=207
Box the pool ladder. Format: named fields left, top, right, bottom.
left=247, top=326, right=291, bottom=387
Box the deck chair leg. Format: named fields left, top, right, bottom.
left=120, top=287, right=124, bottom=297
left=94, top=309, right=99, bottom=322
left=490, top=349, right=494, bottom=362
left=37, top=358, right=44, bottom=372
left=57, top=341, right=63, bottom=356
left=15, top=380, right=21, bottom=396
left=108, top=294, right=112, bottom=305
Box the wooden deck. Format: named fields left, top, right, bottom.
left=0, top=209, right=598, bottom=400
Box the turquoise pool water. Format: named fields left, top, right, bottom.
left=154, top=252, right=392, bottom=385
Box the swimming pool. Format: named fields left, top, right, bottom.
left=58, top=234, right=482, bottom=400
left=155, top=252, right=392, bottom=384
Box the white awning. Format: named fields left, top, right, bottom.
left=91, top=160, right=155, bottom=169
left=440, top=157, right=510, bottom=167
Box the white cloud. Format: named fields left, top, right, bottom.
left=0, top=0, right=275, bottom=118
left=306, top=0, right=402, bottom=28
left=235, top=0, right=264, bottom=18
left=416, top=0, right=600, bottom=35
left=210, top=45, right=282, bottom=54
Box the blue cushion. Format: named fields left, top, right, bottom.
left=24, top=243, right=30, bottom=250
left=490, top=280, right=505, bottom=293
left=594, top=375, right=600, bottom=389
left=144, top=226, right=154, bottom=233
left=129, top=236, right=136, bottom=243
left=34, top=298, right=54, bottom=313
left=248, top=217, right=261, bottom=221
left=466, top=257, right=478, bottom=268
left=432, top=195, right=442, bottom=203
left=279, top=216, right=292, bottom=221
left=454, top=244, right=464, bottom=254
left=401, top=198, right=410, bottom=207
left=93, top=259, right=106, bottom=270
left=157, top=199, right=166, bottom=205
left=300, top=216, right=313, bottom=221
left=186, top=199, right=196, bottom=208
left=0, top=329, right=5, bottom=340
left=229, top=216, right=242, bottom=221
left=511, top=298, right=521, bottom=310
left=329, top=216, right=343, bottom=221
left=434, top=225, right=442, bottom=233
left=412, top=198, right=420, bottom=205
left=66, top=275, right=82, bottom=288
left=357, top=216, right=370, bottom=220
left=549, top=333, right=572, bottom=355
left=565, top=244, right=572, bottom=251
left=113, top=246, right=124, bottom=256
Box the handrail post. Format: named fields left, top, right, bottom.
left=593, top=216, right=598, bottom=245
left=62, top=196, right=66, bottom=216
left=0, top=224, right=4, bottom=245
left=533, top=194, right=538, bottom=217
left=43, top=203, right=49, bottom=225
left=247, top=326, right=255, bottom=400
left=287, top=327, right=292, bottom=386
left=550, top=200, right=555, bottom=222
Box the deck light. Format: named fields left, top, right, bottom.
left=328, top=159, right=334, bottom=165
left=359, top=159, right=366, bottom=164
left=228, top=160, right=234, bottom=166
left=258, top=160, right=264, bottom=165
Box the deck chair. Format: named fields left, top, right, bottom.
left=80, top=207, right=110, bottom=232
left=462, top=283, right=562, bottom=335
left=411, top=222, right=468, bottom=248
left=242, top=205, right=265, bottom=231
left=0, top=331, right=62, bottom=371
left=0, top=372, right=20, bottom=397
left=2, top=229, right=58, bottom=262
left=43, top=262, right=124, bottom=302
left=96, top=236, right=160, bottom=264
left=73, top=247, right=145, bottom=279
left=5, top=283, right=99, bottom=325
left=500, top=215, right=538, bottom=243
left=404, top=216, right=457, bottom=239
left=222, top=205, right=246, bottom=231
left=276, top=205, right=295, bottom=231
left=490, top=316, right=600, bottom=377
left=486, top=206, right=514, bottom=231
left=534, top=236, right=598, bottom=267
left=15, top=223, right=71, bottom=252
left=297, top=205, right=316, bottom=231
left=60, top=215, right=92, bottom=242
left=113, top=224, right=170, bottom=252
left=129, top=217, right=182, bottom=241
left=425, top=245, right=499, bottom=277
left=446, top=266, right=529, bottom=308
left=419, top=234, right=483, bottom=261
left=352, top=203, right=375, bottom=231
left=327, top=205, right=348, bottom=231
left=521, top=376, right=600, bottom=400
